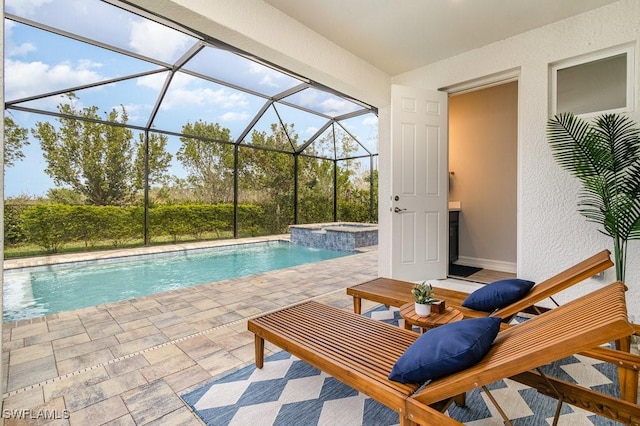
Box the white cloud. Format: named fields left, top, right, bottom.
left=319, top=97, right=354, bottom=116
left=248, top=62, right=294, bottom=89
left=140, top=72, right=249, bottom=111
left=129, top=20, right=193, bottom=63
left=305, top=126, right=319, bottom=135
left=118, top=103, right=151, bottom=124
left=296, top=90, right=319, bottom=108
left=163, top=86, right=248, bottom=111
left=136, top=73, right=167, bottom=91
left=220, top=112, right=251, bottom=122
left=4, top=21, right=37, bottom=57
left=5, top=0, right=54, bottom=17
left=362, top=116, right=378, bottom=126
left=5, top=59, right=104, bottom=102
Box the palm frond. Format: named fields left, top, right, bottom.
left=547, top=112, right=640, bottom=281
left=594, top=114, right=640, bottom=173
left=547, top=113, right=600, bottom=180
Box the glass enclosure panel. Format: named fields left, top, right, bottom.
left=183, top=45, right=303, bottom=97
left=4, top=21, right=162, bottom=103
left=4, top=112, right=146, bottom=258
left=298, top=156, right=334, bottom=224
left=332, top=125, right=360, bottom=160
left=5, top=0, right=198, bottom=65
left=146, top=132, right=234, bottom=244
left=302, top=126, right=335, bottom=160
left=271, top=103, right=330, bottom=150
left=337, top=114, right=379, bottom=156
left=4, top=110, right=52, bottom=199
left=283, top=87, right=365, bottom=118
left=3, top=0, right=378, bottom=261
left=15, top=76, right=166, bottom=129
left=152, top=71, right=265, bottom=138
left=336, top=157, right=377, bottom=223
left=237, top=146, right=294, bottom=236
left=240, top=105, right=295, bottom=151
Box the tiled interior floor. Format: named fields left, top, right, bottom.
left=2, top=240, right=639, bottom=425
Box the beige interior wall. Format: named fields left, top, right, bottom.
left=449, top=82, right=518, bottom=271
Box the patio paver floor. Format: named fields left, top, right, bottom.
left=2, top=238, right=639, bottom=425
left=2, top=238, right=380, bottom=425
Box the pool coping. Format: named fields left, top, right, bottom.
left=3, top=235, right=292, bottom=270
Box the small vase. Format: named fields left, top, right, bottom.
left=414, top=302, right=431, bottom=317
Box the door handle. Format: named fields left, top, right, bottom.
left=394, top=207, right=407, bottom=213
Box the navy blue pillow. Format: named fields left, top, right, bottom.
left=462, top=278, right=535, bottom=312
left=388, top=316, right=501, bottom=384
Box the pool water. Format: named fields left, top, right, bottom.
left=3, top=241, right=352, bottom=322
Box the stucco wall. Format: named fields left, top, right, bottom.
left=392, top=0, right=640, bottom=320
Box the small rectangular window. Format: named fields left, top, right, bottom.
left=550, top=45, right=634, bottom=117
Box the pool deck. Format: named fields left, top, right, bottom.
left=3, top=237, right=639, bottom=425
left=1, top=236, right=385, bottom=425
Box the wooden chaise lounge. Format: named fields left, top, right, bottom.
left=347, top=249, right=613, bottom=320
left=248, top=282, right=639, bottom=425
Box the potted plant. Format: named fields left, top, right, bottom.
left=412, top=281, right=437, bottom=317
left=547, top=112, right=640, bottom=282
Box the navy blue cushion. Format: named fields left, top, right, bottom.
left=388, top=316, right=501, bottom=384
left=462, top=278, right=535, bottom=312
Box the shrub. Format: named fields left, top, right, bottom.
left=23, top=204, right=73, bottom=253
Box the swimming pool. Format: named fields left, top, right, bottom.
left=3, top=241, right=352, bottom=322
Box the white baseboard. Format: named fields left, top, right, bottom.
left=455, top=256, right=516, bottom=274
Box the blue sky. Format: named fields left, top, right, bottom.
left=4, top=0, right=378, bottom=198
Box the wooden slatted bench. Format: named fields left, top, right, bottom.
left=248, top=301, right=461, bottom=425
left=248, top=281, right=638, bottom=425
left=347, top=249, right=613, bottom=320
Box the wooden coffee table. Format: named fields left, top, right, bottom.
left=399, top=303, right=464, bottom=333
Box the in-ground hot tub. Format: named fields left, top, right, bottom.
left=289, top=222, right=378, bottom=251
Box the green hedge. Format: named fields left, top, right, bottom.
left=15, top=203, right=263, bottom=252
left=6, top=200, right=372, bottom=254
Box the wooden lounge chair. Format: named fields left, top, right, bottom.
left=248, top=281, right=638, bottom=425
left=347, top=249, right=613, bottom=320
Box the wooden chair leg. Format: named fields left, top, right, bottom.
left=255, top=334, right=265, bottom=369
left=615, top=336, right=639, bottom=403
left=353, top=296, right=362, bottom=314
left=453, top=393, right=466, bottom=407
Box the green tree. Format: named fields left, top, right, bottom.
left=32, top=100, right=136, bottom=205
left=3, top=116, right=30, bottom=167
left=242, top=123, right=296, bottom=233
left=32, top=99, right=172, bottom=206
left=133, top=132, right=173, bottom=191
left=47, top=188, right=86, bottom=205
left=176, top=121, right=235, bottom=203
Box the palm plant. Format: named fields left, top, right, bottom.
left=547, top=112, right=640, bottom=282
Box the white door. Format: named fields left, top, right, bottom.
left=390, top=85, right=448, bottom=281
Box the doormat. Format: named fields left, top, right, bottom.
left=181, top=306, right=622, bottom=425
left=449, top=263, right=482, bottom=278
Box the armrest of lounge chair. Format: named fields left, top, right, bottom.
left=409, top=282, right=636, bottom=424
left=347, top=250, right=613, bottom=321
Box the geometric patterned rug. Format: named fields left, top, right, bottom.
left=182, top=306, right=624, bottom=425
